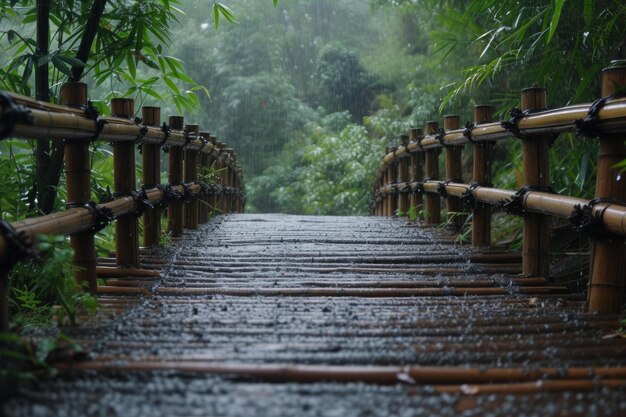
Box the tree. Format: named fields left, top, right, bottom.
left=313, top=42, right=376, bottom=121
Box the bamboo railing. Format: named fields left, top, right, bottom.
left=0, top=82, right=245, bottom=330
left=372, top=66, right=626, bottom=315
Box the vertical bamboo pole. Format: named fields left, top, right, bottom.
left=184, top=124, right=199, bottom=229
left=141, top=106, right=161, bottom=247
left=386, top=146, right=397, bottom=217
left=382, top=161, right=389, bottom=216
left=409, top=128, right=424, bottom=218
left=588, top=67, right=626, bottom=313
left=198, top=131, right=211, bottom=224
left=60, top=83, right=97, bottom=292
left=397, top=135, right=410, bottom=216
left=471, top=105, right=494, bottom=247
left=111, top=98, right=139, bottom=267
left=424, top=121, right=441, bottom=224
left=520, top=88, right=550, bottom=278
left=230, top=152, right=238, bottom=213
left=209, top=135, right=218, bottom=215
left=443, top=115, right=464, bottom=230
left=225, top=149, right=235, bottom=213
left=168, top=116, right=185, bottom=237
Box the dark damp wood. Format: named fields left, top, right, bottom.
left=111, top=98, right=139, bottom=268
left=520, top=88, right=550, bottom=278
left=168, top=116, right=185, bottom=237
left=472, top=105, right=494, bottom=247
left=409, top=128, right=424, bottom=215
left=61, top=83, right=97, bottom=292
left=424, top=121, right=441, bottom=224
left=397, top=135, right=410, bottom=215
left=141, top=106, right=161, bottom=247
left=443, top=115, right=465, bottom=230
left=184, top=125, right=200, bottom=229
left=385, top=146, right=397, bottom=217
left=588, top=67, right=626, bottom=314
left=198, top=131, right=211, bottom=223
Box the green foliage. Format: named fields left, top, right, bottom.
left=248, top=112, right=385, bottom=215
left=313, top=42, right=376, bottom=121
left=8, top=235, right=97, bottom=329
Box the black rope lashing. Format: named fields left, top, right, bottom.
left=411, top=181, right=424, bottom=195
left=499, top=185, right=554, bottom=216
left=574, top=95, right=624, bottom=138
left=0, top=220, right=39, bottom=266
left=155, top=184, right=172, bottom=207
left=463, top=122, right=476, bottom=144
left=460, top=182, right=482, bottom=209
left=133, top=117, right=149, bottom=152
left=0, top=92, right=34, bottom=140
left=500, top=107, right=529, bottom=138
left=569, top=197, right=625, bottom=236
left=83, top=201, right=116, bottom=234
left=435, top=128, right=449, bottom=148
left=437, top=179, right=459, bottom=199
left=159, top=122, right=171, bottom=153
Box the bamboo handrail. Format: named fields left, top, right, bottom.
left=373, top=66, right=626, bottom=314
left=0, top=84, right=246, bottom=331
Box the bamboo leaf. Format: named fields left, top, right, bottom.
left=273, top=0, right=278, bottom=7
left=547, top=0, right=564, bottom=46
left=583, top=0, right=593, bottom=27
left=213, top=3, right=219, bottom=30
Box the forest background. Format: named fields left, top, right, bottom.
left=1, top=0, right=625, bottom=220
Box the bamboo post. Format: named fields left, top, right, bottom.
left=225, top=148, right=235, bottom=213
left=520, top=88, right=550, bottom=278
left=443, top=115, right=464, bottom=230
left=409, top=128, right=424, bottom=218
left=424, top=121, right=441, bottom=224
left=208, top=135, right=218, bottom=215
left=61, top=82, right=97, bottom=292
left=382, top=160, right=389, bottom=216
left=588, top=66, right=626, bottom=313
left=198, top=131, right=211, bottom=224
left=111, top=98, right=139, bottom=267
left=231, top=152, right=238, bottom=213
left=168, top=116, right=185, bottom=237
left=398, top=135, right=410, bottom=216
left=386, top=146, right=398, bottom=217
left=184, top=124, right=199, bottom=229
left=141, top=106, right=161, bottom=247
left=471, top=105, right=494, bottom=247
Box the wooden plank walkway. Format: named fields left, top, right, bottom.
left=4, top=214, right=626, bottom=416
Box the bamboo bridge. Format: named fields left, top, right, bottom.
left=2, top=68, right=626, bottom=416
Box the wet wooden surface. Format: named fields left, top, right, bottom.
left=5, top=214, right=626, bottom=416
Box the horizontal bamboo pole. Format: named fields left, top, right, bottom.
left=372, top=98, right=626, bottom=164
left=155, top=286, right=567, bottom=296
left=57, top=362, right=626, bottom=385
left=0, top=182, right=209, bottom=261
left=377, top=180, right=626, bottom=237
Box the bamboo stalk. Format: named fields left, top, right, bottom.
left=471, top=105, right=494, bottom=247
left=409, top=128, right=424, bottom=216
left=424, top=121, right=441, bottom=224
left=388, top=146, right=398, bottom=217
left=155, top=286, right=567, bottom=297
left=141, top=106, right=162, bottom=247
left=184, top=124, right=200, bottom=229
left=111, top=98, right=139, bottom=268
left=518, top=88, right=551, bottom=278
left=588, top=67, right=626, bottom=314
left=443, top=115, right=465, bottom=229
left=56, top=362, right=626, bottom=386
left=61, top=82, right=97, bottom=293
left=397, top=135, right=410, bottom=215
left=168, top=116, right=185, bottom=237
